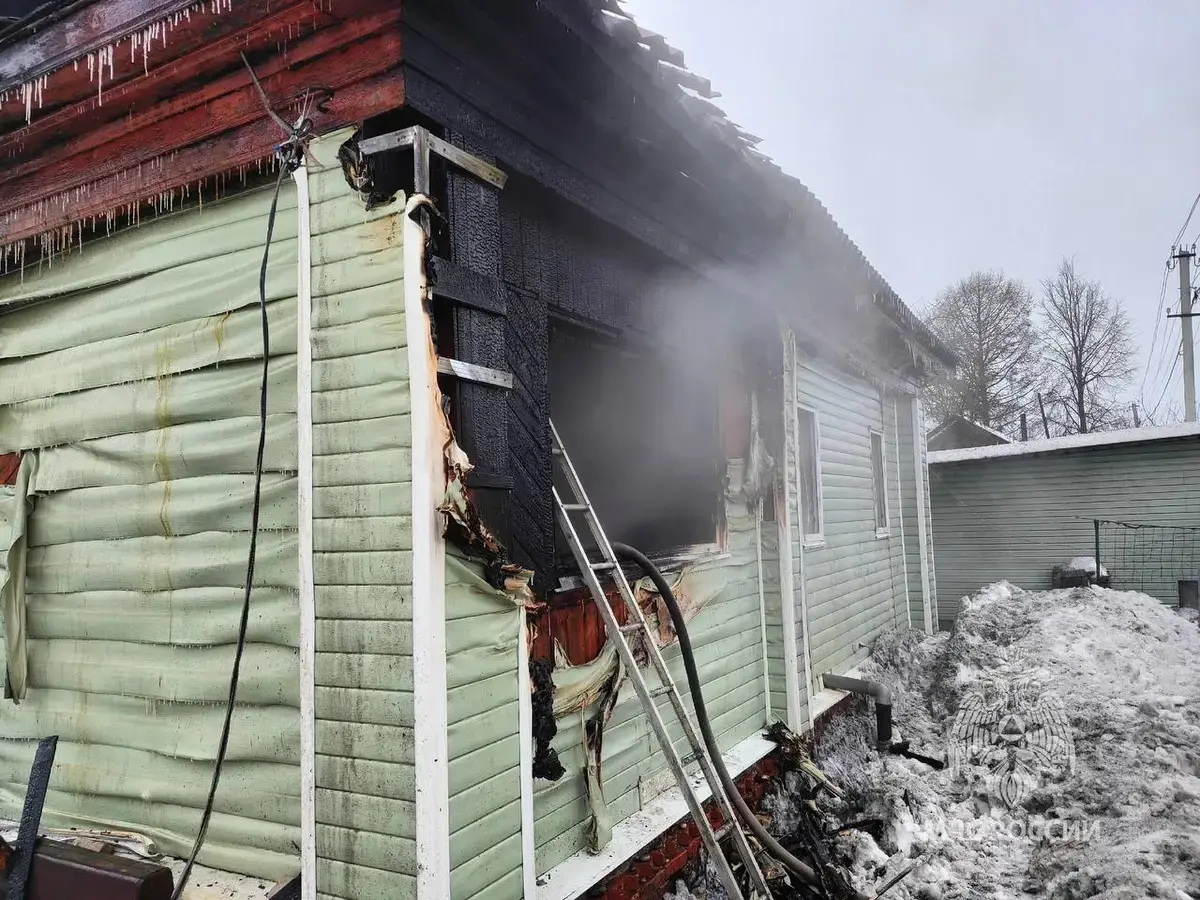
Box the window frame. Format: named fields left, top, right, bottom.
left=869, top=426, right=891, bottom=538
left=548, top=318, right=724, bottom=575
left=795, top=403, right=824, bottom=546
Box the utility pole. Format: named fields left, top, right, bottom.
left=1171, top=247, right=1196, bottom=422
left=1131, top=402, right=1141, bottom=428
left=1036, top=392, right=1051, bottom=438
left=1019, top=412, right=1028, bottom=441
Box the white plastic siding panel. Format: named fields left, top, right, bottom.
left=929, top=437, right=1200, bottom=630
left=794, top=360, right=905, bottom=680
left=780, top=335, right=810, bottom=727
left=920, top=412, right=938, bottom=628
left=895, top=395, right=925, bottom=628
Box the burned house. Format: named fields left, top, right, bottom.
left=0, top=1, right=953, bottom=898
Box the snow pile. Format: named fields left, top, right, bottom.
left=816, top=582, right=1200, bottom=899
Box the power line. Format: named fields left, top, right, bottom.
left=1144, top=317, right=1180, bottom=411
left=1141, top=261, right=1172, bottom=398
left=1149, top=350, right=1181, bottom=421
left=1173, top=190, right=1200, bottom=249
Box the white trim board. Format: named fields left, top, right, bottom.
left=404, top=195, right=452, bottom=900
left=518, top=608, right=538, bottom=900
left=533, top=735, right=776, bottom=900
left=776, top=331, right=804, bottom=732
left=912, top=397, right=933, bottom=635
left=291, top=164, right=317, bottom=900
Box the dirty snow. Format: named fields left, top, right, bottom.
left=1065, top=557, right=1108, bottom=578
left=813, top=582, right=1200, bottom=899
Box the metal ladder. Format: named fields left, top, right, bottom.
left=550, top=421, right=770, bottom=900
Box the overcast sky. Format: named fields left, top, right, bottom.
left=625, top=0, right=1200, bottom=422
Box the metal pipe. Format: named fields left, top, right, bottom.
left=822, top=673, right=893, bottom=750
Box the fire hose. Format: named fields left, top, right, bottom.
left=612, top=543, right=872, bottom=900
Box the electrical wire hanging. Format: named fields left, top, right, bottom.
left=171, top=54, right=319, bottom=900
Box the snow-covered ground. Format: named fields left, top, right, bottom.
left=816, top=582, right=1200, bottom=899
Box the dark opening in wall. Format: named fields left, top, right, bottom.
left=549, top=319, right=720, bottom=574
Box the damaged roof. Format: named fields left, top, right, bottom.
left=0, top=0, right=954, bottom=368
left=560, top=0, right=956, bottom=369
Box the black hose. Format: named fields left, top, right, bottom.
left=611, top=542, right=854, bottom=895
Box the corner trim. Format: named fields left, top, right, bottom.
left=405, top=195, right=452, bottom=899
left=291, top=164, right=317, bottom=900
left=776, top=329, right=805, bottom=731
left=911, top=397, right=933, bottom=634
left=518, top=608, right=537, bottom=899
left=790, top=336, right=816, bottom=729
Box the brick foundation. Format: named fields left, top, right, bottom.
left=587, top=701, right=857, bottom=900
left=586, top=752, right=781, bottom=900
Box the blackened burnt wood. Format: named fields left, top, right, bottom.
left=445, top=129, right=512, bottom=550
left=505, top=284, right=553, bottom=581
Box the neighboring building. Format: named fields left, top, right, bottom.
left=929, top=423, right=1200, bottom=631
left=927, top=416, right=1012, bottom=452
left=0, top=3, right=953, bottom=899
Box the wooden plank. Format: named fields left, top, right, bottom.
left=0, top=0, right=199, bottom=89
left=0, top=6, right=398, bottom=178
left=0, top=68, right=402, bottom=245
left=0, top=29, right=403, bottom=218
left=0, top=1, right=328, bottom=164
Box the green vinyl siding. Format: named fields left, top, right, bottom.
left=791, top=355, right=910, bottom=682
left=444, top=551, right=524, bottom=900
left=533, top=467, right=771, bottom=876
left=304, top=131, right=416, bottom=900
left=896, top=394, right=935, bottom=631
left=759, top=512, right=790, bottom=725
left=929, top=437, right=1200, bottom=630
left=0, top=185, right=300, bottom=880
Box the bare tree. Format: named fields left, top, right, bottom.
left=1040, top=257, right=1135, bottom=434
left=924, top=271, right=1041, bottom=435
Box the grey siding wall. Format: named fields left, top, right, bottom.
left=929, top=437, right=1200, bottom=630
left=306, top=137, right=417, bottom=900
left=895, top=396, right=920, bottom=628
left=793, top=357, right=909, bottom=681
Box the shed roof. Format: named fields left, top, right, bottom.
left=929, top=421, right=1200, bottom=464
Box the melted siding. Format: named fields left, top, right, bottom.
left=533, top=477, right=771, bottom=876
left=0, top=185, right=300, bottom=880
left=304, top=133, right=416, bottom=900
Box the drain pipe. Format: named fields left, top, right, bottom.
left=821, top=674, right=892, bottom=750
